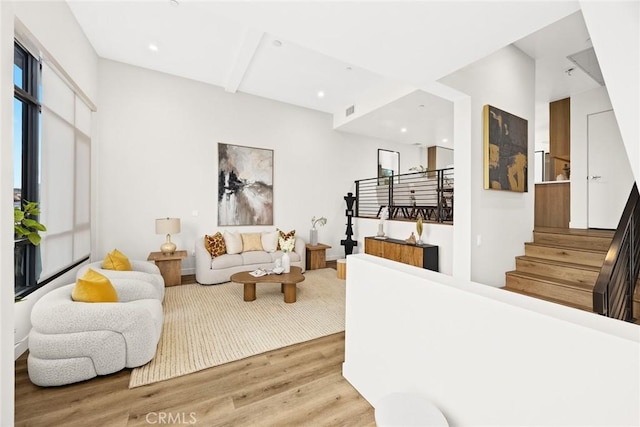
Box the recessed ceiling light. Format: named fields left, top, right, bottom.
left=169, top=0, right=179, bottom=6
left=317, top=91, right=325, bottom=99
left=400, top=127, right=407, bottom=133
left=272, top=40, right=282, bottom=47
left=442, top=138, right=448, bottom=143
left=148, top=44, right=159, bottom=52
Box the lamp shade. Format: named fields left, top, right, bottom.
left=155, top=218, right=180, bottom=235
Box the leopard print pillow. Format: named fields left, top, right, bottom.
left=204, top=232, right=227, bottom=258
left=277, top=229, right=295, bottom=250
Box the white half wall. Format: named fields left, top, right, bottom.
left=96, top=59, right=420, bottom=272
left=343, top=255, right=640, bottom=426
left=439, top=45, right=535, bottom=286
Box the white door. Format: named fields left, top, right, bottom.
left=587, top=110, right=635, bottom=229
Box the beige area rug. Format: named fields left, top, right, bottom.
left=129, top=268, right=345, bottom=388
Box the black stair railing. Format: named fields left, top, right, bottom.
left=593, top=183, right=640, bottom=322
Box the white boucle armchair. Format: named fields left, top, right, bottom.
left=27, top=278, right=163, bottom=387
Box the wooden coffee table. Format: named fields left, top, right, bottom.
left=230, top=266, right=305, bottom=303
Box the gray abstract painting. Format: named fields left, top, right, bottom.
left=218, top=143, right=273, bottom=226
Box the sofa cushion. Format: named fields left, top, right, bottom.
left=223, top=231, right=243, bottom=254
left=277, top=229, right=295, bottom=250
left=204, top=232, right=227, bottom=258
left=211, top=254, right=243, bottom=269
left=241, top=251, right=272, bottom=265
left=72, top=269, right=119, bottom=303
left=102, top=249, right=132, bottom=271
left=261, top=231, right=279, bottom=252
left=241, top=233, right=263, bottom=252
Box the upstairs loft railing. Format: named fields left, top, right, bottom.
left=354, top=167, right=454, bottom=223
left=593, top=183, right=640, bottom=322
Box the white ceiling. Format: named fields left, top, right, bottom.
left=67, top=1, right=597, bottom=149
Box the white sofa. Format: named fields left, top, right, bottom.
left=195, top=235, right=306, bottom=285
left=27, top=277, right=163, bottom=387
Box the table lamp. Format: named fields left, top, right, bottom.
left=155, top=217, right=180, bottom=254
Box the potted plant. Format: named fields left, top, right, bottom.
left=14, top=201, right=46, bottom=300
left=15, top=200, right=47, bottom=245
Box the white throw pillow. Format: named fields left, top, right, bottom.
left=261, top=231, right=279, bottom=253
left=223, top=231, right=243, bottom=254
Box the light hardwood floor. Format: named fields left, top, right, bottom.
left=15, top=268, right=375, bottom=427
left=15, top=332, right=374, bottom=427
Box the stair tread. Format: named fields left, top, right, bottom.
left=525, top=241, right=607, bottom=254
left=533, top=227, right=615, bottom=238
left=503, top=287, right=593, bottom=312
left=516, top=255, right=602, bottom=271
left=506, top=270, right=594, bottom=292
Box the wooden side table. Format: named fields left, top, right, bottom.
left=147, top=250, right=187, bottom=286
left=305, top=243, right=331, bottom=270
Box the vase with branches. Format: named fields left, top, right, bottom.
left=309, top=216, right=327, bottom=246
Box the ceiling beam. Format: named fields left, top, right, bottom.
left=225, top=29, right=264, bottom=93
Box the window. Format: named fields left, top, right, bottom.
left=14, top=42, right=41, bottom=296
left=14, top=40, right=92, bottom=299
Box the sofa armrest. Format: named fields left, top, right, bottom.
left=294, top=236, right=306, bottom=271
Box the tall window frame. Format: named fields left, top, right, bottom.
left=14, top=41, right=41, bottom=298
left=14, top=38, right=93, bottom=299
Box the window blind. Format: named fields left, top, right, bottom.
left=38, top=63, right=91, bottom=281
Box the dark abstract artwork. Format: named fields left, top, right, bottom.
left=483, top=105, right=528, bottom=192
left=218, top=143, right=273, bottom=226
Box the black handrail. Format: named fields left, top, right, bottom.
left=593, top=183, right=639, bottom=322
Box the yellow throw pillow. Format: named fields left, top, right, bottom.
left=204, top=232, right=227, bottom=258
left=72, top=269, right=118, bottom=303
left=241, top=233, right=264, bottom=252
left=102, top=249, right=132, bottom=271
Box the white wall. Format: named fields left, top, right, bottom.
left=96, top=59, right=420, bottom=272
left=581, top=1, right=639, bottom=185
left=0, top=2, right=16, bottom=424
left=13, top=1, right=98, bottom=103
left=439, top=45, right=535, bottom=286
left=344, top=255, right=640, bottom=426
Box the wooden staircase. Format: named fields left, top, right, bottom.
left=505, top=227, right=640, bottom=317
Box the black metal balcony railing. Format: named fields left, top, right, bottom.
left=354, top=168, right=454, bottom=223
left=593, top=183, right=639, bottom=322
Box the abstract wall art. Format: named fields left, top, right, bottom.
left=483, top=105, right=529, bottom=192
left=218, top=143, right=273, bottom=226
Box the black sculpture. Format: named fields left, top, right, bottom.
left=340, top=192, right=358, bottom=256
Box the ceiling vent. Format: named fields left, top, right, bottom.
left=567, top=47, right=605, bottom=86
left=346, top=105, right=355, bottom=117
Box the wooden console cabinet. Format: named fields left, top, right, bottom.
left=364, top=237, right=439, bottom=272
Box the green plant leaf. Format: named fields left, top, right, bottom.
left=14, top=209, right=25, bottom=222
left=27, top=232, right=41, bottom=246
